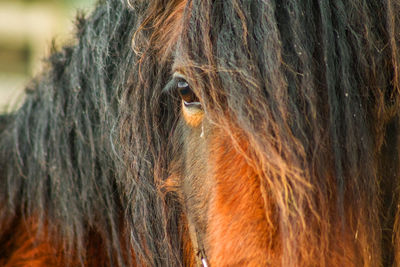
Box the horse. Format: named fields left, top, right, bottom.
left=1, top=0, right=400, bottom=266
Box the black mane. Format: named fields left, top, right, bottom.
left=0, top=1, right=181, bottom=265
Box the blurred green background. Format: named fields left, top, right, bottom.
left=0, top=0, right=96, bottom=111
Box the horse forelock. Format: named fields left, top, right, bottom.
left=132, top=0, right=400, bottom=266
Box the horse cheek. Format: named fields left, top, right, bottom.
left=206, top=132, right=281, bottom=266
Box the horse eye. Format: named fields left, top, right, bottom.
left=177, top=79, right=201, bottom=107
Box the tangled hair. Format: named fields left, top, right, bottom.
left=1, top=0, right=400, bottom=266
left=0, top=0, right=140, bottom=265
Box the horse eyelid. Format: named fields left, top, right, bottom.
left=177, top=81, right=189, bottom=88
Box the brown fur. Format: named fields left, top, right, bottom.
left=206, top=130, right=280, bottom=266
left=1, top=219, right=61, bottom=267
left=0, top=217, right=135, bottom=267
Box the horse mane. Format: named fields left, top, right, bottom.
left=126, top=0, right=400, bottom=265
left=0, top=0, right=164, bottom=265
